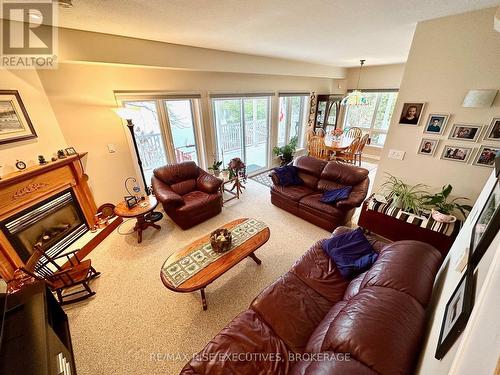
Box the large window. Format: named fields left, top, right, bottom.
left=212, top=96, right=270, bottom=174
left=343, top=90, right=398, bottom=147
left=122, top=97, right=201, bottom=186
left=278, top=94, right=309, bottom=147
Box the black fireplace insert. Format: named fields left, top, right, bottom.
left=1, top=189, right=88, bottom=263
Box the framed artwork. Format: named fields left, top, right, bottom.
left=440, top=145, right=474, bottom=163
left=469, top=179, right=500, bottom=268
left=448, top=123, right=482, bottom=142
left=435, top=271, right=474, bottom=359
left=65, top=147, right=77, bottom=156
left=398, top=102, right=426, bottom=126
left=483, top=117, right=500, bottom=142
left=423, top=113, right=450, bottom=135
left=417, top=138, right=439, bottom=156
left=472, top=145, right=499, bottom=168
left=0, top=90, right=37, bottom=145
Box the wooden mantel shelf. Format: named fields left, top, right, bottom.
left=0, top=152, right=88, bottom=188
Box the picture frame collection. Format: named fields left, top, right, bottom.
left=398, top=102, right=499, bottom=168
left=434, top=158, right=500, bottom=359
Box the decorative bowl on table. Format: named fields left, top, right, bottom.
left=210, top=228, right=232, bottom=253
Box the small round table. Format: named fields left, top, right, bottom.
left=114, top=196, right=161, bottom=243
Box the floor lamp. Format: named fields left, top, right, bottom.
left=113, top=107, right=151, bottom=195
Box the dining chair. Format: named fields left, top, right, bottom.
left=354, top=133, right=370, bottom=166
left=315, top=128, right=326, bottom=138
left=307, top=135, right=328, bottom=160
left=21, top=246, right=100, bottom=305
left=333, top=136, right=361, bottom=164
left=344, top=127, right=363, bottom=138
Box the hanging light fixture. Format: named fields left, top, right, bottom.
left=341, top=59, right=369, bottom=106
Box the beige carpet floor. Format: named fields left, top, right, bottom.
left=64, top=179, right=344, bottom=375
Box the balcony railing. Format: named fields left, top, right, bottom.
left=218, top=119, right=267, bottom=152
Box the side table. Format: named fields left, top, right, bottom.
left=114, top=195, right=161, bottom=243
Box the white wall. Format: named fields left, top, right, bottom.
left=416, top=170, right=500, bottom=374
left=372, top=7, right=500, bottom=202
left=0, top=69, right=66, bottom=175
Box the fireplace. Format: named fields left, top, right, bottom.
left=1, top=189, right=89, bottom=263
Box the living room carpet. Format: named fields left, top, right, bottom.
left=63, top=180, right=334, bottom=375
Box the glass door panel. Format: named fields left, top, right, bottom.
left=243, top=98, right=268, bottom=174
left=213, top=99, right=244, bottom=167
left=277, top=97, right=288, bottom=147
left=164, top=100, right=199, bottom=164
left=124, top=101, right=168, bottom=184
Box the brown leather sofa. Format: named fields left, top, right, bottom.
left=180, top=227, right=442, bottom=375
left=151, top=161, right=223, bottom=230
left=270, top=156, right=370, bottom=232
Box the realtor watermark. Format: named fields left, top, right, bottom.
left=150, top=352, right=351, bottom=363
left=1, top=0, right=58, bottom=68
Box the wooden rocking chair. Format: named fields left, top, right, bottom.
left=21, top=246, right=100, bottom=305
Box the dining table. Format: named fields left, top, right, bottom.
left=323, top=135, right=354, bottom=155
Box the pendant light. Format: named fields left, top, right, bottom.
left=341, top=59, right=369, bottom=106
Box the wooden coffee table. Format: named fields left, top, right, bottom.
left=160, top=218, right=270, bottom=310
left=114, top=195, right=161, bottom=243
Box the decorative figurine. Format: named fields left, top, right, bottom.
left=57, top=150, right=66, bottom=159
left=15, top=160, right=27, bottom=171
left=38, top=155, right=48, bottom=165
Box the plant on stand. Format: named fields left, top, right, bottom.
left=380, top=173, right=428, bottom=215
left=421, top=184, right=472, bottom=223
left=273, top=136, right=298, bottom=166
left=208, top=160, right=223, bottom=176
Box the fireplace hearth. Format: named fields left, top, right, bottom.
left=1, top=189, right=88, bottom=263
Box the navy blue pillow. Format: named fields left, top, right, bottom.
left=273, top=166, right=303, bottom=187
left=320, top=186, right=352, bottom=204
left=322, top=228, right=378, bottom=279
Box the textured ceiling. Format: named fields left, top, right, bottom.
left=55, top=0, right=499, bottom=67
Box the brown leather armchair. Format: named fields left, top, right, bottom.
left=270, top=156, right=370, bottom=232
left=151, top=162, right=223, bottom=230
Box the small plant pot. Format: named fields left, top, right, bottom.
left=221, top=170, right=229, bottom=179
left=213, top=170, right=221, bottom=177
left=431, top=209, right=456, bottom=223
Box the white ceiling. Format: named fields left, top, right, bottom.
left=56, top=0, right=499, bottom=67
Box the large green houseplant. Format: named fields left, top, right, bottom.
left=421, top=184, right=472, bottom=222
left=380, top=173, right=428, bottom=215
left=273, top=136, right=298, bottom=166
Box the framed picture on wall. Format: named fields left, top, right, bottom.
left=440, top=145, right=474, bottom=163
left=0, top=90, right=37, bottom=145
left=448, top=123, right=482, bottom=142
left=483, top=117, right=500, bottom=142
left=417, top=138, right=439, bottom=156
left=469, top=178, right=500, bottom=268
left=472, top=145, right=499, bottom=168
left=435, top=270, right=475, bottom=359
left=398, top=102, right=426, bottom=126
left=423, top=113, right=450, bottom=135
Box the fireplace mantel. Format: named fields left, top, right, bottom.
left=0, top=153, right=97, bottom=281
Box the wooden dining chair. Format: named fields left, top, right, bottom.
left=354, top=133, right=370, bottom=166
left=21, top=246, right=100, bottom=305
left=307, top=135, right=328, bottom=160
left=333, top=136, right=361, bottom=164
left=344, top=127, right=363, bottom=139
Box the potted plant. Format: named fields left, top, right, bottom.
left=380, top=173, right=428, bottom=215
left=221, top=168, right=229, bottom=179
left=273, top=136, right=298, bottom=166
left=421, top=184, right=472, bottom=223
left=208, top=160, right=223, bottom=176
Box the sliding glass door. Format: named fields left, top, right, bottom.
left=123, top=98, right=201, bottom=188
left=212, top=96, right=270, bottom=174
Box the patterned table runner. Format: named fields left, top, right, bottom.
left=367, top=194, right=461, bottom=237
left=162, top=218, right=267, bottom=288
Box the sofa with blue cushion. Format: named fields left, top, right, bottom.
left=269, top=156, right=370, bottom=231
left=180, top=227, right=442, bottom=375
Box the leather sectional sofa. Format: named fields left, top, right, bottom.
left=152, top=161, right=223, bottom=230
left=181, top=227, right=442, bottom=375
left=270, top=156, right=370, bottom=231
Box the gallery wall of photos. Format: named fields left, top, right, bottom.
left=397, top=101, right=499, bottom=168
